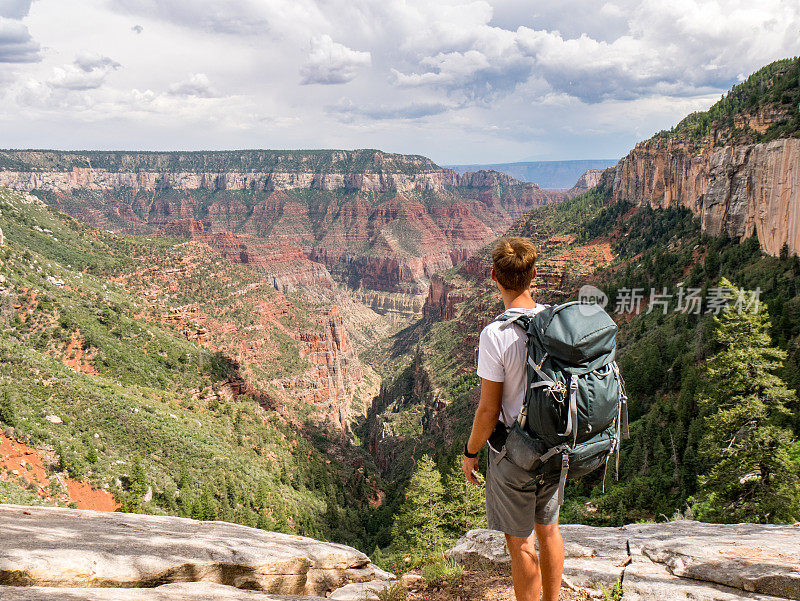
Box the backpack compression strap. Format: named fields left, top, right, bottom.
left=525, top=355, right=576, bottom=446
left=610, top=361, right=630, bottom=479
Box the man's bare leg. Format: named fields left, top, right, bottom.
left=505, top=533, right=541, bottom=601
left=534, top=522, right=564, bottom=601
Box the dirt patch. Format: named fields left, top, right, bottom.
left=16, top=289, right=38, bottom=323
left=64, top=478, right=119, bottom=511
left=62, top=329, right=98, bottom=375
left=0, top=433, right=119, bottom=511
left=406, top=569, right=594, bottom=601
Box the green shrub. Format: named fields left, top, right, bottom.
left=375, top=583, right=408, bottom=601
left=601, top=580, right=624, bottom=601
left=421, top=557, right=464, bottom=587
left=55, top=443, right=86, bottom=480
left=0, top=390, right=17, bottom=427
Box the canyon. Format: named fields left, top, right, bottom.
left=0, top=150, right=566, bottom=434
left=0, top=149, right=564, bottom=316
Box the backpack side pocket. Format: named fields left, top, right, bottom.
left=504, top=422, right=546, bottom=472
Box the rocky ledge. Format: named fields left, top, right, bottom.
left=446, top=522, right=800, bottom=600
left=0, top=504, right=394, bottom=600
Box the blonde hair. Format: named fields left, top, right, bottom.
left=491, top=237, right=538, bottom=291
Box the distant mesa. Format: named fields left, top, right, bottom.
left=445, top=159, right=620, bottom=189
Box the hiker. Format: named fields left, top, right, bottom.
left=462, top=236, right=564, bottom=601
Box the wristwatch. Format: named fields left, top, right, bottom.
left=464, top=441, right=479, bottom=458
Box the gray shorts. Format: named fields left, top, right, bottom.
left=486, top=447, right=560, bottom=536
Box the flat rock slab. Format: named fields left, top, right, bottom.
left=623, top=521, right=800, bottom=599
left=624, top=556, right=788, bottom=601
left=0, top=582, right=327, bottom=600
left=446, top=522, right=800, bottom=600
left=328, top=580, right=396, bottom=600
left=445, top=526, right=628, bottom=588
left=0, top=504, right=391, bottom=596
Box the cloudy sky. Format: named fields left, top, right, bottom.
left=1, top=0, right=799, bottom=164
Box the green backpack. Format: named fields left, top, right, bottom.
left=495, top=301, right=629, bottom=505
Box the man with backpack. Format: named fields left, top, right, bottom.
left=462, top=236, right=563, bottom=601
left=462, top=236, right=627, bottom=601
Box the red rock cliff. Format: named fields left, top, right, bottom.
left=612, top=137, right=800, bottom=256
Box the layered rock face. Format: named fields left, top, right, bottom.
left=0, top=504, right=395, bottom=599
left=448, top=523, right=800, bottom=601
left=270, top=306, right=378, bottom=430
left=112, top=240, right=377, bottom=429
left=566, top=168, right=606, bottom=198
left=612, top=137, right=800, bottom=256
left=0, top=166, right=462, bottom=194
left=0, top=150, right=562, bottom=307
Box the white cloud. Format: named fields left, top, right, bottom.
left=47, top=53, right=120, bottom=90
left=167, top=72, right=217, bottom=97
left=2, top=0, right=800, bottom=162
left=299, top=34, right=370, bottom=85
left=513, top=0, right=800, bottom=102
left=328, top=98, right=454, bottom=121
left=75, top=52, right=120, bottom=73
left=108, top=0, right=329, bottom=38
left=0, top=16, right=40, bottom=62
left=109, top=0, right=270, bottom=34
left=0, top=0, right=33, bottom=19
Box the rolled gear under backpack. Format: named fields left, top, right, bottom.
left=495, top=301, right=629, bottom=505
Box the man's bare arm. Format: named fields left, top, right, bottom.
left=463, top=378, right=503, bottom=484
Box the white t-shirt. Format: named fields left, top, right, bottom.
left=476, top=305, right=546, bottom=426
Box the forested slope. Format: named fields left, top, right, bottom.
left=0, top=187, right=385, bottom=550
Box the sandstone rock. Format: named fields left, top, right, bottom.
left=623, top=555, right=786, bottom=601
left=566, top=169, right=605, bottom=199
left=328, top=580, right=397, bottom=600
left=0, top=505, right=390, bottom=596
left=445, top=528, right=512, bottom=570
left=0, top=582, right=326, bottom=600
left=400, top=573, right=423, bottom=587
left=446, top=521, right=800, bottom=600
left=626, top=521, right=800, bottom=600
left=612, top=137, right=800, bottom=257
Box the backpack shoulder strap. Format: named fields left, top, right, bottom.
left=496, top=312, right=529, bottom=331
left=494, top=305, right=549, bottom=331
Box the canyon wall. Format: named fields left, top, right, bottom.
left=0, top=150, right=563, bottom=309
left=0, top=149, right=521, bottom=194
left=0, top=166, right=461, bottom=194
left=566, top=168, right=605, bottom=198
left=112, top=239, right=376, bottom=430
left=612, top=137, right=800, bottom=256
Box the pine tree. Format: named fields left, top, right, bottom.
left=442, top=453, right=485, bottom=537
left=130, top=455, right=148, bottom=499
left=695, top=278, right=800, bottom=523
left=391, top=455, right=447, bottom=557
left=0, top=390, right=17, bottom=427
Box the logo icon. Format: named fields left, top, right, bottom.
left=578, top=284, right=608, bottom=315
